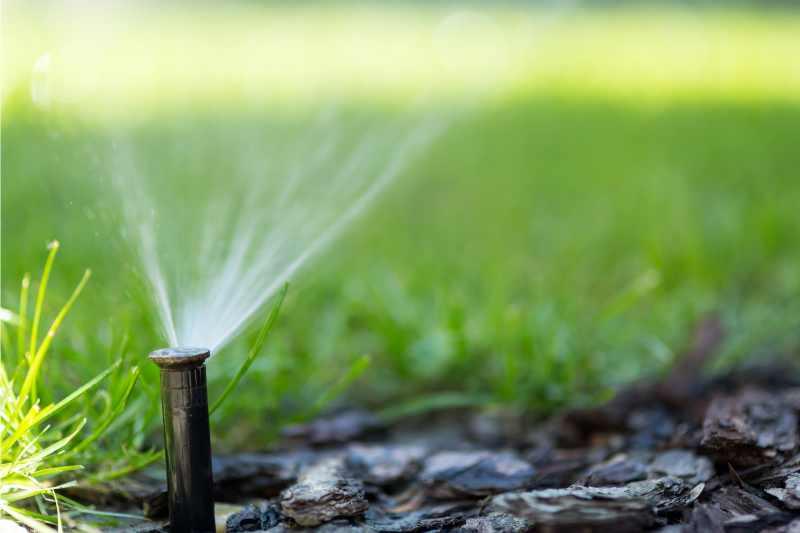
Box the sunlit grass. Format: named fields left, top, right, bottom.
left=3, top=4, right=800, bottom=123
left=0, top=243, right=140, bottom=530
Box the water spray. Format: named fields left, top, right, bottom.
left=115, top=111, right=445, bottom=355
left=149, top=347, right=215, bottom=532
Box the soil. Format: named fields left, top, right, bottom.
left=72, top=314, right=800, bottom=532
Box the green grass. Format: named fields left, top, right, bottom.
left=0, top=243, right=146, bottom=529
left=3, top=0, right=800, bottom=491
left=6, top=94, right=800, bottom=450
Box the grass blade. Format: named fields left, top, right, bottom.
left=379, top=392, right=493, bottom=422
left=19, top=273, right=31, bottom=362
left=29, top=465, right=84, bottom=478
left=18, top=269, right=91, bottom=409
left=65, top=366, right=140, bottom=457
left=0, top=503, right=59, bottom=532
left=40, top=361, right=120, bottom=426
left=29, top=241, right=59, bottom=366
left=301, top=354, right=371, bottom=421
left=209, top=283, right=288, bottom=415
left=88, top=449, right=163, bottom=483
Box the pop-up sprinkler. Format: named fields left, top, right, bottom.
left=150, top=347, right=215, bottom=533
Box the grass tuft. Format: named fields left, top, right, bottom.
left=0, top=244, right=134, bottom=530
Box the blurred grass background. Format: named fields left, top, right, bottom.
left=3, top=1, right=800, bottom=451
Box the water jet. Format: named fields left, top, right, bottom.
left=149, top=347, right=215, bottom=533
left=114, top=111, right=446, bottom=354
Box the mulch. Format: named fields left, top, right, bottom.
left=72, top=314, right=800, bottom=532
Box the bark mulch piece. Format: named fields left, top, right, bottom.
left=701, top=388, right=798, bottom=467
left=346, top=443, right=428, bottom=487
left=280, top=457, right=369, bottom=527
left=282, top=410, right=385, bottom=446
left=461, top=513, right=531, bottom=532
left=488, top=476, right=703, bottom=532
left=91, top=314, right=800, bottom=531
left=419, top=450, right=537, bottom=499
left=225, top=502, right=281, bottom=531
left=213, top=451, right=316, bottom=501
left=767, top=474, right=800, bottom=510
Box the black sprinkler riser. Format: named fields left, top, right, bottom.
left=150, top=347, right=215, bottom=533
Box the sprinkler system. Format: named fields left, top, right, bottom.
left=150, top=347, right=215, bottom=533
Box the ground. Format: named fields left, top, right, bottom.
left=72, top=316, right=800, bottom=531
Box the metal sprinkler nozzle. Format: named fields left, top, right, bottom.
left=150, top=347, right=215, bottom=533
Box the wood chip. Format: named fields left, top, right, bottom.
left=701, top=388, right=798, bottom=467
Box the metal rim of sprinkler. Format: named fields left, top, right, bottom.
left=150, top=347, right=216, bottom=533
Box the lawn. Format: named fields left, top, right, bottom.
left=3, top=2, right=800, bottom=522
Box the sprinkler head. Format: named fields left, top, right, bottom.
left=150, top=347, right=215, bottom=533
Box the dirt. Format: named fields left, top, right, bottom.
left=74, top=314, right=800, bottom=532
